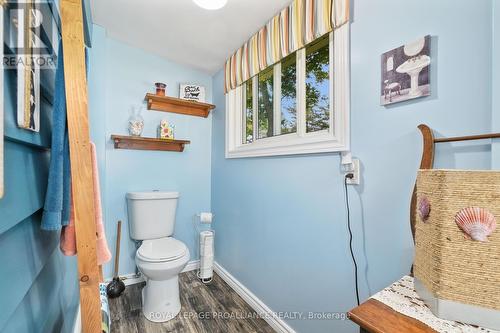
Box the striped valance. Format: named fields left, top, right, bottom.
left=224, top=0, right=350, bottom=93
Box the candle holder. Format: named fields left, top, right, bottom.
left=155, top=82, right=166, bottom=96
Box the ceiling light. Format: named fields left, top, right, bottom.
left=193, top=0, right=228, bottom=10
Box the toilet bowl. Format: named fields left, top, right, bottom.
left=126, top=191, right=190, bottom=322
left=136, top=237, right=190, bottom=322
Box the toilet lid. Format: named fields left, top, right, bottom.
left=137, top=238, right=187, bottom=262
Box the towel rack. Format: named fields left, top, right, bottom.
left=434, top=132, right=500, bottom=143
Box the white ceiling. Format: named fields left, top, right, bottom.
left=90, top=0, right=291, bottom=74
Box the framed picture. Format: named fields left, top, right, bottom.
left=16, top=0, right=40, bottom=132
left=381, top=35, right=430, bottom=106
left=180, top=84, right=205, bottom=102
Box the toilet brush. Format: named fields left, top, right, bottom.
left=106, top=221, right=126, bottom=298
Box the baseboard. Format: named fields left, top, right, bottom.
left=183, top=259, right=200, bottom=273
left=117, top=273, right=145, bottom=286
left=72, top=305, right=81, bottom=333
left=104, top=260, right=201, bottom=286
left=213, top=262, right=297, bottom=333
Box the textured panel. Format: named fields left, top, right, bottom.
left=0, top=3, right=79, bottom=333
left=0, top=141, right=49, bottom=234
left=1, top=244, right=79, bottom=333
left=0, top=213, right=58, bottom=329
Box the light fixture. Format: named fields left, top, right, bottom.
left=193, top=0, right=228, bottom=10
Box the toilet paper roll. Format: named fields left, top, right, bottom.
left=200, top=231, right=214, bottom=256
left=200, top=255, right=214, bottom=273
left=199, top=230, right=214, bottom=280
left=199, top=212, right=213, bottom=223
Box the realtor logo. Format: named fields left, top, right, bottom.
left=3, top=0, right=57, bottom=69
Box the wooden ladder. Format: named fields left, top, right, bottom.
left=61, top=0, right=101, bottom=332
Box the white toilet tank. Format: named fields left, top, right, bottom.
left=126, top=191, right=179, bottom=240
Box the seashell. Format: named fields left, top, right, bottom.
left=455, top=207, right=497, bottom=242
left=417, top=197, right=431, bottom=222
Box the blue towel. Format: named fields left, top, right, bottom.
left=42, top=40, right=72, bottom=230
left=42, top=41, right=90, bottom=230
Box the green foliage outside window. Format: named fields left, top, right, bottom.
left=258, top=67, right=274, bottom=139
left=306, top=35, right=330, bottom=133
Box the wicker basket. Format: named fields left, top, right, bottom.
left=414, top=169, right=500, bottom=330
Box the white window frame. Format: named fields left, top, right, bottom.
left=226, top=24, right=350, bottom=158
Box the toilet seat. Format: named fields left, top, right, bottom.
left=137, top=237, right=187, bottom=263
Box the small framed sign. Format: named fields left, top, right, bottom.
left=16, top=2, right=40, bottom=132
left=180, top=84, right=205, bottom=102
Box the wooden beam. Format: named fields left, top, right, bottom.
left=434, top=132, right=500, bottom=143
left=60, top=1, right=101, bottom=332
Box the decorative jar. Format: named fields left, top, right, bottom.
left=128, top=106, right=144, bottom=136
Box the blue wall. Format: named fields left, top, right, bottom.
left=88, top=25, right=213, bottom=278
left=211, top=0, right=494, bottom=332
left=0, top=3, right=79, bottom=332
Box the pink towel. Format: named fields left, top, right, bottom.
left=60, top=142, right=112, bottom=265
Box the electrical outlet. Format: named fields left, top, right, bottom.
left=345, top=159, right=360, bottom=185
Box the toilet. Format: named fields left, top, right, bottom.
left=126, top=191, right=190, bottom=322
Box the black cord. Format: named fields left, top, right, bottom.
left=344, top=175, right=360, bottom=306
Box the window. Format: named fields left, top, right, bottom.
left=258, top=67, right=274, bottom=139
left=244, top=79, right=253, bottom=143
left=226, top=25, right=350, bottom=158
left=281, top=53, right=297, bottom=135
left=306, top=36, right=330, bottom=133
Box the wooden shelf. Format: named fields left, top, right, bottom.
left=111, top=135, right=190, bottom=152
left=145, top=93, right=215, bottom=118
left=349, top=299, right=436, bottom=333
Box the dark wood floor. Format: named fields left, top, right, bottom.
left=109, top=271, right=275, bottom=333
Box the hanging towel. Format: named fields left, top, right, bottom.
left=41, top=40, right=72, bottom=230
left=42, top=41, right=89, bottom=230
left=60, top=142, right=112, bottom=265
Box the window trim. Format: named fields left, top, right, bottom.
left=226, top=24, right=350, bottom=158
